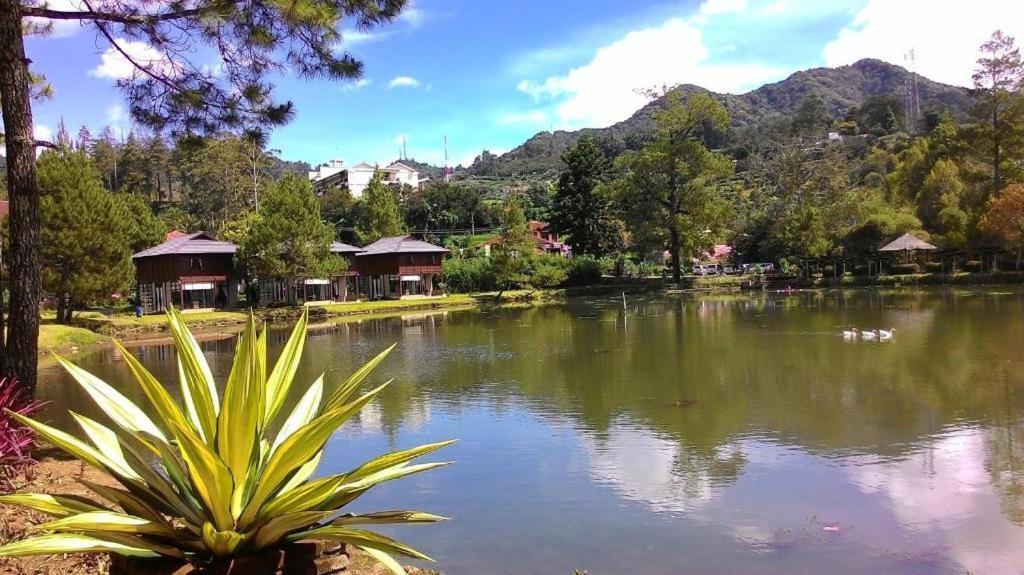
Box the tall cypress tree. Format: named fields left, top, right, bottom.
left=38, top=149, right=135, bottom=323
left=356, top=172, right=407, bottom=244
left=551, top=135, right=621, bottom=257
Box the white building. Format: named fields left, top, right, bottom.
left=309, top=159, right=426, bottom=197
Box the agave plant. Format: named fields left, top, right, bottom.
left=0, top=308, right=452, bottom=574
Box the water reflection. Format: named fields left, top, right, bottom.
left=36, top=288, right=1024, bottom=574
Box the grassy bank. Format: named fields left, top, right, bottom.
left=66, top=296, right=478, bottom=339
left=797, top=271, right=1024, bottom=288
left=37, top=323, right=110, bottom=355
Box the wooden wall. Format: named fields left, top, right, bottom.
left=356, top=252, right=443, bottom=276
left=135, top=253, right=234, bottom=284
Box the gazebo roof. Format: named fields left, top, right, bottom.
left=879, top=233, right=937, bottom=252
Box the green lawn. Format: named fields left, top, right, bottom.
left=38, top=323, right=110, bottom=354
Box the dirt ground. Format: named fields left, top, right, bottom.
left=0, top=452, right=439, bottom=575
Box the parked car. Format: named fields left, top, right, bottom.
left=741, top=263, right=776, bottom=274
left=723, top=265, right=737, bottom=275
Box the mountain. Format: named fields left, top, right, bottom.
left=470, top=59, right=973, bottom=178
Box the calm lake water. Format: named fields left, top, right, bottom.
left=37, top=288, right=1024, bottom=574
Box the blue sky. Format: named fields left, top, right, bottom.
left=23, top=0, right=1020, bottom=168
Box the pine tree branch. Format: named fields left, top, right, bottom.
left=21, top=6, right=207, bottom=24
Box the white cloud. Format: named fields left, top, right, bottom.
left=500, top=110, right=549, bottom=125
left=342, top=78, right=372, bottom=91
left=90, top=40, right=177, bottom=80
left=388, top=75, right=421, bottom=89
left=27, top=0, right=87, bottom=38
left=393, top=133, right=410, bottom=145
left=517, top=18, right=785, bottom=128
left=343, top=28, right=391, bottom=45
left=700, top=0, right=747, bottom=16
left=824, top=0, right=1024, bottom=87
left=106, top=103, right=126, bottom=123
left=399, top=2, right=425, bottom=27
left=34, top=124, right=53, bottom=142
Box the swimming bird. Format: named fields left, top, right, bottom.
left=672, top=399, right=699, bottom=407
left=860, top=329, right=878, bottom=340
left=842, top=328, right=858, bottom=339
left=879, top=328, right=894, bottom=340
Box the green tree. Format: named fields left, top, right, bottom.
left=971, top=29, right=1024, bottom=195
left=38, top=149, right=134, bottom=323
left=241, top=173, right=344, bottom=302
left=114, top=192, right=167, bottom=253
left=356, top=173, right=406, bottom=243
left=791, top=94, right=830, bottom=140
left=320, top=184, right=359, bottom=240
left=614, top=92, right=734, bottom=284
left=551, top=135, right=623, bottom=257
left=117, top=132, right=152, bottom=196
left=0, top=0, right=407, bottom=392
left=492, top=196, right=534, bottom=291
left=178, top=136, right=257, bottom=230
left=918, top=159, right=965, bottom=231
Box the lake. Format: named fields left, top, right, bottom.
left=37, top=288, right=1024, bottom=574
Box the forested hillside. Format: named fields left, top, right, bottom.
left=468, top=59, right=972, bottom=179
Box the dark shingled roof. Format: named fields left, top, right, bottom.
left=330, top=241, right=363, bottom=254
left=133, top=232, right=237, bottom=259
left=356, top=235, right=448, bottom=256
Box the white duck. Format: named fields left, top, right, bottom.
left=860, top=329, right=878, bottom=341
left=879, top=328, right=895, bottom=341
left=842, top=328, right=859, bottom=339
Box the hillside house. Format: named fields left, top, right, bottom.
left=355, top=236, right=447, bottom=300
left=476, top=221, right=572, bottom=258
left=133, top=231, right=238, bottom=314
left=309, top=160, right=426, bottom=197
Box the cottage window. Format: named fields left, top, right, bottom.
left=190, top=257, right=204, bottom=271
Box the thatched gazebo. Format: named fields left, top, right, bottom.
left=879, top=233, right=937, bottom=263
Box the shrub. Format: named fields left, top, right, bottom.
left=564, top=256, right=602, bottom=287
left=531, top=264, right=569, bottom=288
left=888, top=263, right=921, bottom=274
left=924, top=261, right=944, bottom=273
left=0, top=378, right=43, bottom=488
left=443, top=256, right=497, bottom=293
left=0, top=308, right=451, bottom=572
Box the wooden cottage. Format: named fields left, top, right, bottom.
left=355, top=236, right=447, bottom=300
left=330, top=241, right=363, bottom=301
left=133, top=231, right=238, bottom=313
left=258, top=241, right=364, bottom=305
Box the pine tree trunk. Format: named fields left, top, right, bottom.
left=0, top=0, right=41, bottom=394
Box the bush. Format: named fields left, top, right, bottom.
left=443, top=256, right=497, bottom=293
left=888, top=263, right=921, bottom=274
left=532, top=264, right=569, bottom=288
left=565, top=256, right=602, bottom=287
left=0, top=378, right=43, bottom=489
left=924, top=261, right=944, bottom=273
